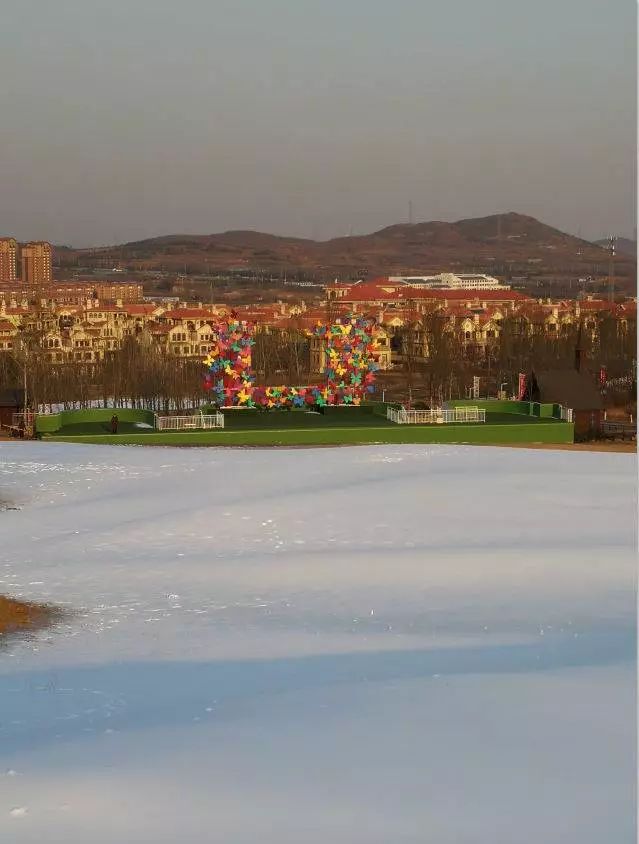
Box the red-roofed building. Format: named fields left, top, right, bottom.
left=159, top=307, right=223, bottom=325
left=123, top=303, right=163, bottom=317
left=328, top=281, right=531, bottom=310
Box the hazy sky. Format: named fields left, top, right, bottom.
left=1, top=0, right=635, bottom=246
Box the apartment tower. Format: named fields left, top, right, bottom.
left=20, top=241, right=52, bottom=285
left=0, top=237, right=17, bottom=282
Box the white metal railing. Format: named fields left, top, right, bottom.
left=449, top=406, right=486, bottom=423
left=387, top=407, right=437, bottom=424
left=387, top=406, right=486, bottom=425
left=606, top=375, right=634, bottom=389
left=560, top=406, right=573, bottom=422
left=155, top=412, right=224, bottom=431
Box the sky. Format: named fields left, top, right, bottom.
left=0, top=0, right=636, bottom=246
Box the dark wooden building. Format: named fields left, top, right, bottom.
left=525, top=369, right=603, bottom=438
left=0, top=389, right=25, bottom=430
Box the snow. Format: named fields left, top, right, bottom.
left=0, top=442, right=635, bottom=843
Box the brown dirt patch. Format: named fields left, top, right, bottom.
left=478, top=441, right=636, bottom=453
left=0, top=595, right=60, bottom=639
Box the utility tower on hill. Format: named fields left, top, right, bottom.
left=606, top=235, right=617, bottom=302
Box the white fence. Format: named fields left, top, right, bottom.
left=387, top=406, right=486, bottom=425
left=155, top=412, right=224, bottom=431
left=606, top=375, right=635, bottom=389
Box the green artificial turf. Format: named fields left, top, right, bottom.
left=36, top=401, right=572, bottom=446
left=43, top=420, right=573, bottom=446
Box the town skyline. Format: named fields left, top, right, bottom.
left=3, top=211, right=634, bottom=301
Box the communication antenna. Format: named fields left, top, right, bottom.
left=607, top=235, right=617, bottom=302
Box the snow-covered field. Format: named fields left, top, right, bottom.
left=0, top=442, right=635, bottom=843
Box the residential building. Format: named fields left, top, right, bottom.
left=324, top=279, right=636, bottom=362
left=0, top=238, right=17, bottom=282
left=20, top=241, right=52, bottom=285
left=388, top=273, right=508, bottom=291
left=0, top=284, right=634, bottom=374
left=325, top=277, right=526, bottom=309
left=0, top=320, right=16, bottom=352
left=0, top=280, right=144, bottom=308
left=360, top=287, right=524, bottom=312
left=79, top=280, right=144, bottom=302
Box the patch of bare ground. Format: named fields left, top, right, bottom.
left=0, top=595, right=61, bottom=640
left=479, top=441, right=636, bottom=453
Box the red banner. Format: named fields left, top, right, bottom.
left=599, top=366, right=607, bottom=386
left=517, top=373, right=527, bottom=400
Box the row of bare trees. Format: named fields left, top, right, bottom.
left=0, top=340, right=207, bottom=413
left=488, top=314, right=635, bottom=378
left=394, top=312, right=637, bottom=406
left=0, top=329, right=312, bottom=412
left=253, top=327, right=310, bottom=385
left=0, top=311, right=634, bottom=412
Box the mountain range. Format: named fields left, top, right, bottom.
left=56, top=213, right=636, bottom=286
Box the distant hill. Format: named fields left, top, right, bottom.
left=594, top=237, right=636, bottom=257
left=55, top=212, right=636, bottom=286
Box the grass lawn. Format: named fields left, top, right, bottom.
left=42, top=418, right=573, bottom=446
left=36, top=403, right=571, bottom=447
left=218, top=408, right=395, bottom=430
left=51, top=420, right=156, bottom=437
